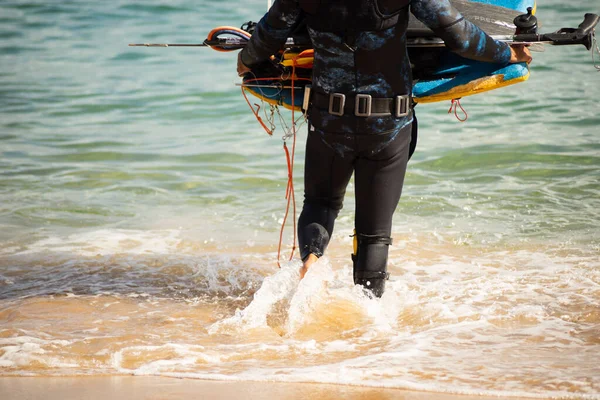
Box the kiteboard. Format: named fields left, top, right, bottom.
left=129, top=1, right=599, bottom=112
left=242, top=0, right=536, bottom=109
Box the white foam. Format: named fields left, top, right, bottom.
left=16, top=229, right=184, bottom=257
left=0, top=336, right=74, bottom=369
left=111, top=344, right=219, bottom=374
left=208, top=262, right=300, bottom=333
left=286, top=257, right=335, bottom=333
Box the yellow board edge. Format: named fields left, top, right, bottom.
left=414, top=71, right=530, bottom=104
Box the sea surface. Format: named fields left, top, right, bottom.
left=1, top=0, right=599, bottom=398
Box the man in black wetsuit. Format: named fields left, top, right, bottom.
left=237, top=0, right=531, bottom=297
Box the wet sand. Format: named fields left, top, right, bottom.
left=0, top=376, right=536, bottom=400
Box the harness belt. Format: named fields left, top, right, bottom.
left=312, top=91, right=411, bottom=118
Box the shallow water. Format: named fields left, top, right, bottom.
left=1, top=0, right=600, bottom=398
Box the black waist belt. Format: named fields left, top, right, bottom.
left=312, top=91, right=411, bottom=118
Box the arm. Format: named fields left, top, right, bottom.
left=237, top=0, right=303, bottom=75
left=411, top=0, right=531, bottom=64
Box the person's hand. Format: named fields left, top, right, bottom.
left=509, top=44, right=532, bottom=64
left=237, top=51, right=251, bottom=77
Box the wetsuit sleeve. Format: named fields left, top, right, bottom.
left=411, top=0, right=512, bottom=64
left=240, top=0, right=303, bottom=68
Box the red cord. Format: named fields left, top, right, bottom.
left=238, top=55, right=303, bottom=267
left=448, top=98, right=468, bottom=122
left=277, top=142, right=296, bottom=267
left=289, top=60, right=298, bottom=262
left=241, top=87, right=273, bottom=135
left=276, top=57, right=299, bottom=267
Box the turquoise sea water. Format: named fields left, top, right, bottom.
left=1, top=1, right=599, bottom=398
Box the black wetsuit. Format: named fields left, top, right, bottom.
left=241, top=0, right=511, bottom=297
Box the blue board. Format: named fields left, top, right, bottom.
left=409, top=0, right=535, bottom=103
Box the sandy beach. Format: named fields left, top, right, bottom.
left=0, top=376, right=538, bottom=400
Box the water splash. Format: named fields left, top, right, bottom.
left=208, top=262, right=300, bottom=333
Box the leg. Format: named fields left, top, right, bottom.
left=353, top=122, right=413, bottom=296
left=298, top=129, right=355, bottom=277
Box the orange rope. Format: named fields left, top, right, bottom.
left=239, top=54, right=304, bottom=267
left=288, top=60, right=298, bottom=261
left=277, top=142, right=296, bottom=267
left=276, top=56, right=299, bottom=267
left=448, top=98, right=468, bottom=122
left=241, top=86, right=273, bottom=135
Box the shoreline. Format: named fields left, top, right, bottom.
left=0, top=376, right=539, bottom=400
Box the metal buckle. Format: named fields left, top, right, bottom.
left=395, top=95, right=410, bottom=117
left=328, top=93, right=345, bottom=116
left=355, top=94, right=372, bottom=117
left=302, top=84, right=312, bottom=115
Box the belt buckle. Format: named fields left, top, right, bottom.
left=355, top=94, right=372, bottom=117
left=328, top=93, right=345, bottom=116
left=395, top=95, right=410, bottom=117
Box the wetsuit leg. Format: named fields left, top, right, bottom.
left=298, top=129, right=355, bottom=261
left=353, top=122, right=412, bottom=297
left=298, top=121, right=412, bottom=298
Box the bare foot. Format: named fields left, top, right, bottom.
left=299, top=254, right=319, bottom=279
